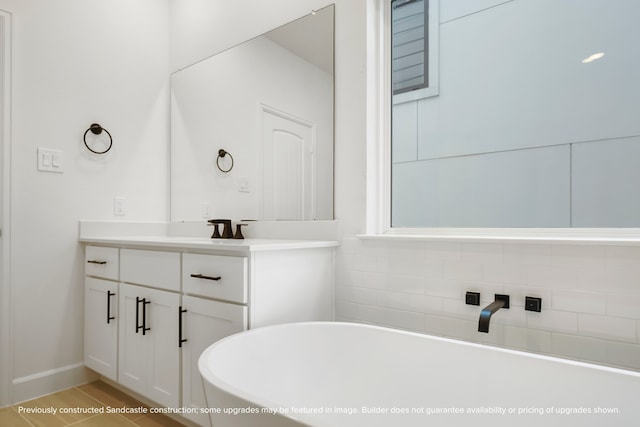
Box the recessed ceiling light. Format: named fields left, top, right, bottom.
left=582, top=52, right=605, bottom=63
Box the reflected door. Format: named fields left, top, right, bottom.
left=262, top=108, right=316, bottom=220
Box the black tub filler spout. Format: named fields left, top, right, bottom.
left=478, top=294, right=509, bottom=333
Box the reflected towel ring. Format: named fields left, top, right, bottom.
left=216, top=149, right=234, bottom=173
left=83, top=123, right=113, bottom=154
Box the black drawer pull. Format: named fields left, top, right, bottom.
left=87, top=260, right=107, bottom=265
left=190, top=273, right=221, bottom=281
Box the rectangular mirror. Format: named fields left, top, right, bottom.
left=171, top=5, right=334, bottom=222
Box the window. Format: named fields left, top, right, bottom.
left=386, top=0, right=640, bottom=232
left=391, top=0, right=428, bottom=95
left=390, top=0, right=438, bottom=104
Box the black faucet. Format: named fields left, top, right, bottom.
left=478, top=294, right=509, bottom=333
left=207, top=219, right=233, bottom=239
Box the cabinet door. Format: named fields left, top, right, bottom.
left=118, top=283, right=181, bottom=408
left=181, top=296, right=247, bottom=426
left=118, top=283, right=148, bottom=397
left=84, top=278, right=118, bottom=380
left=146, top=288, right=181, bottom=408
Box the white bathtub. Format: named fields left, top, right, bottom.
left=198, top=322, right=640, bottom=427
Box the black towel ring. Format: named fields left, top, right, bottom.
left=84, top=123, right=113, bottom=154
left=216, top=149, right=234, bottom=173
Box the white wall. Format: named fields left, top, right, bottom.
left=0, top=0, right=169, bottom=403
left=169, top=0, right=340, bottom=72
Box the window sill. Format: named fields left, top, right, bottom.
left=358, top=228, right=640, bottom=245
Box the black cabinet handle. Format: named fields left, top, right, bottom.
left=135, top=297, right=151, bottom=335
left=135, top=297, right=143, bottom=334
left=178, top=306, right=188, bottom=348
left=107, top=291, right=115, bottom=324
left=87, top=260, right=107, bottom=265
left=190, top=273, right=221, bottom=281
left=142, top=299, right=151, bottom=335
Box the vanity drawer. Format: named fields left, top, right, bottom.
left=120, top=249, right=180, bottom=292
left=85, top=246, right=119, bottom=280
left=182, top=253, right=248, bottom=303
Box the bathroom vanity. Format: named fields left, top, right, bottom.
left=81, top=234, right=336, bottom=426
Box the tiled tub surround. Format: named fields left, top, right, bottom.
left=336, top=238, right=640, bottom=371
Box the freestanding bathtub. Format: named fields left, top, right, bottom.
left=198, top=322, right=640, bottom=427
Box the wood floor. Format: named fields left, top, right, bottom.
left=0, top=381, right=186, bottom=426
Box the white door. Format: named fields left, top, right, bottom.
left=84, top=278, right=118, bottom=380
left=262, top=108, right=316, bottom=220
left=181, top=295, right=247, bottom=426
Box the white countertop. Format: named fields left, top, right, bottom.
left=80, top=235, right=339, bottom=252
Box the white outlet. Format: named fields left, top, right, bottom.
left=238, top=176, right=250, bottom=193
left=114, top=197, right=126, bottom=216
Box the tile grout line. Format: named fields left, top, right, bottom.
left=74, top=382, right=180, bottom=426
left=73, top=385, right=108, bottom=407
left=9, top=406, right=37, bottom=427
left=73, top=383, right=143, bottom=425
left=12, top=385, right=104, bottom=427
left=8, top=382, right=139, bottom=427
left=65, top=411, right=136, bottom=427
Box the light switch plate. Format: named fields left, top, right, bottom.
left=37, top=147, right=64, bottom=173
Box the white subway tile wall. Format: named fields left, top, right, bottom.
left=336, top=239, right=640, bottom=371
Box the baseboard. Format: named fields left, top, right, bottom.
left=11, top=363, right=98, bottom=404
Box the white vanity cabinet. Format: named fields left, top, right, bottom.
left=84, top=246, right=119, bottom=381
left=82, top=237, right=335, bottom=426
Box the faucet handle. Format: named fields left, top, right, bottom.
left=207, top=221, right=222, bottom=238
left=208, top=219, right=233, bottom=238
left=465, top=291, right=481, bottom=306
left=233, top=223, right=248, bottom=240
